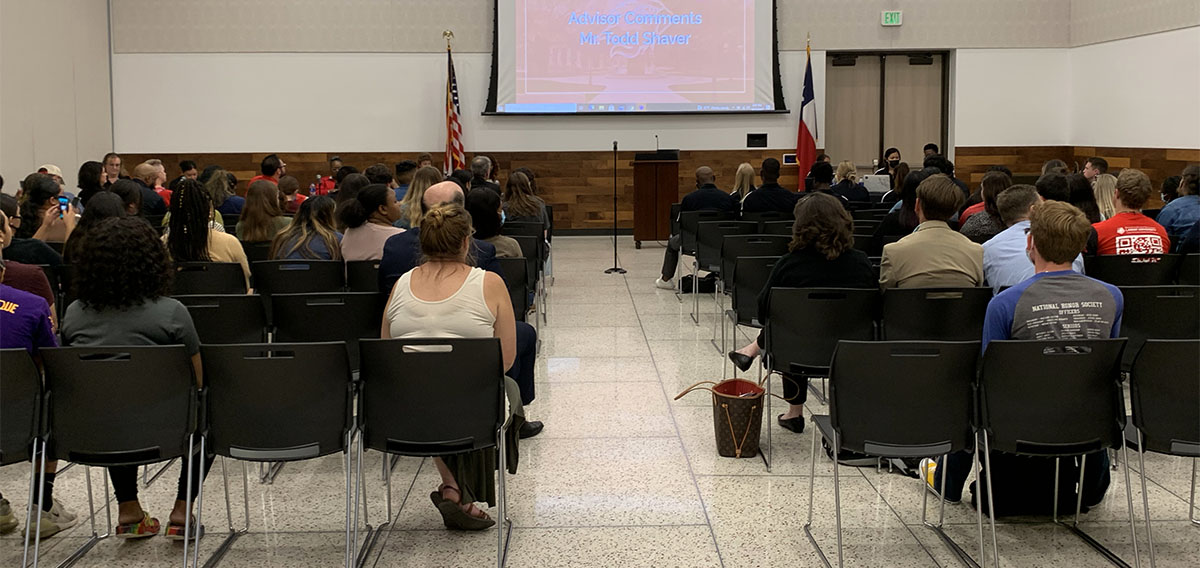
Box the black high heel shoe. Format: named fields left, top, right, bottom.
left=728, top=351, right=754, bottom=372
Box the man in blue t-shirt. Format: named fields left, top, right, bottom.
left=922, top=201, right=1123, bottom=515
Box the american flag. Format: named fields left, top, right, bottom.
left=445, top=47, right=466, bottom=175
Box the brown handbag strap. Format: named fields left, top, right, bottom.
left=721, top=402, right=759, bottom=458
left=673, top=380, right=718, bottom=400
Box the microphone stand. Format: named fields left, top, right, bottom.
left=604, top=140, right=626, bottom=274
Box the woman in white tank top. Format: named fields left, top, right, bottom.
left=381, top=201, right=516, bottom=530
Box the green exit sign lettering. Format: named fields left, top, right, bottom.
left=882, top=10, right=903, bottom=27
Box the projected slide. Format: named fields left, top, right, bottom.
left=490, top=1, right=783, bottom=114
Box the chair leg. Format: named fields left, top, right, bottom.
left=1053, top=458, right=1061, bottom=523
left=1074, top=454, right=1087, bottom=527
left=1190, top=458, right=1199, bottom=527
left=1121, top=443, right=1141, bottom=568
left=691, top=260, right=699, bottom=325
left=832, top=432, right=844, bottom=568
left=975, top=442, right=986, bottom=568
left=183, top=435, right=195, bottom=568
left=23, top=439, right=46, bottom=568
left=762, top=366, right=772, bottom=472
left=1137, top=433, right=1156, bottom=568
left=345, top=431, right=354, bottom=568
left=199, top=457, right=251, bottom=568
left=981, top=434, right=1000, bottom=568
left=802, top=419, right=838, bottom=568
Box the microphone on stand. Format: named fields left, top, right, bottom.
left=604, top=140, right=625, bottom=274
left=655, top=134, right=659, bottom=151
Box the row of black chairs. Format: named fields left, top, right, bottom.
left=2, top=338, right=513, bottom=568
left=800, top=338, right=1198, bottom=568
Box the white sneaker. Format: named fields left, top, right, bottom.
left=0, top=498, right=18, bottom=534
left=28, top=499, right=78, bottom=539
left=654, top=278, right=674, bottom=290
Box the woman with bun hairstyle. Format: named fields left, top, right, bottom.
left=339, top=183, right=404, bottom=261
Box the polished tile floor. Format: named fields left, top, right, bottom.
left=2, top=236, right=1197, bottom=567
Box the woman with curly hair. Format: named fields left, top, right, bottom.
left=270, top=195, right=342, bottom=260
left=60, top=216, right=211, bottom=540
left=62, top=192, right=126, bottom=265
left=726, top=193, right=876, bottom=433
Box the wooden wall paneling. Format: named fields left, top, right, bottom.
left=954, top=146, right=1074, bottom=190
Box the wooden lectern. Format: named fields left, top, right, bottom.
left=632, top=149, right=680, bottom=249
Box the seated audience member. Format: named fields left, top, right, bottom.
left=63, top=192, right=126, bottom=265
left=109, top=179, right=144, bottom=216
left=165, top=180, right=250, bottom=284
left=466, top=187, right=521, bottom=258
left=0, top=256, right=78, bottom=538
left=512, top=167, right=540, bottom=195
left=315, top=156, right=342, bottom=195
left=178, top=160, right=198, bottom=182
left=61, top=217, right=212, bottom=539
left=417, top=153, right=434, bottom=169
left=925, top=200, right=1119, bottom=515
left=101, top=152, right=125, bottom=189
left=982, top=185, right=1084, bottom=293
left=1041, top=158, right=1069, bottom=176
left=236, top=180, right=290, bottom=242
left=831, top=160, right=870, bottom=202
left=803, top=154, right=833, bottom=190
left=923, top=154, right=970, bottom=197
left=469, top=156, right=501, bottom=195
left=396, top=166, right=444, bottom=229
left=364, top=163, right=395, bottom=190
left=742, top=158, right=797, bottom=214
left=1093, top=173, right=1117, bottom=220
left=278, top=175, right=306, bottom=214
left=248, top=154, right=284, bottom=186
left=1160, top=175, right=1181, bottom=204
left=394, top=160, right=418, bottom=199
left=333, top=173, right=372, bottom=209
left=502, top=171, right=549, bottom=233
left=654, top=166, right=739, bottom=289
left=76, top=161, right=106, bottom=207
left=333, top=165, right=359, bottom=188
left=1082, top=156, right=1108, bottom=182
left=880, top=174, right=983, bottom=289
left=1067, top=173, right=1102, bottom=223
left=1154, top=165, right=1199, bottom=243
left=727, top=193, right=876, bottom=432
left=729, top=162, right=756, bottom=203
left=447, top=169, right=473, bottom=191
left=883, top=162, right=910, bottom=203
left=959, top=171, right=1011, bottom=244
left=809, top=162, right=841, bottom=200
left=382, top=202, right=521, bottom=531
left=1035, top=172, right=1070, bottom=202
left=872, top=169, right=933, bottom=255
left=145, top=159, right=171, bottom=207
left=205, top=168, right=245, bottom=218
left=874, top=147, right=901, bottom=176
left=271, top=196, right=342, bottom=260
left=1089, top=168, right=1168, bottom=255
left=960, top=169, right=1013, bottom=224
left=923, top=143, right=939, bottom=158
left=16, top=173, right=76, bottom=244
left=131, top=162, right=168, bottom=215
left=2, top=188, right=66, bottom=266
left=339, top=183, right=405, bottom=261
left=1, top=209, right=60, bottom=330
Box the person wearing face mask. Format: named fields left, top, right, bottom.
left=466, top=187, right=522, bottom=258
left=338, top=183, right=406, bottom=261
left=981, top=184, right=1084, bottom=294
left=874, top=147, right=901, bottom=176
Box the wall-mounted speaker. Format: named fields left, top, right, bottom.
left=747, top=133, right=768, bottom=148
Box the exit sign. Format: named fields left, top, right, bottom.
left=882, top=10, right=903, bottom=26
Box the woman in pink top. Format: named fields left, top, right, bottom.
left=338, top=183, right=404, bottom=261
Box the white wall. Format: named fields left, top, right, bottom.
left=113, top=51, right=825, bottom=154
left=0, top=0, right=112, bottom=193
left=1069, top=26, right=1200, bottom=149
left=953, top=49, right=1071, bottom=147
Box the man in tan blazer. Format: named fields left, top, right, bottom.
left=880, top=174, right=984, bottom=289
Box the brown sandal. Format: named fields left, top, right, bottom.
left=432, top=485, right=495, bottom=531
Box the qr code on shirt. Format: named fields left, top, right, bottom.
left=1115, top=234, right=1165, bottom=255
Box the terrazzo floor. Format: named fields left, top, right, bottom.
left=2, top=236, right=1197, bottom=567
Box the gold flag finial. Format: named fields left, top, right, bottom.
left=443, top=30, right=455, bottom=50
left=807, top=32, right=811, bottom=47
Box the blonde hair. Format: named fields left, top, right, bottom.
left=400, top=166, right=444, bottom=228
left=731, top=163, right=755, bottom=197
left=419, top=202, right=473, bottom=262
left=835, top=160, right=857, bottom=183
left=1093, top=173, right=1117, bottom=220
left=1029, top=201, right=1091, bottom=264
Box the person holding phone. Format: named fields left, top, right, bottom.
left=14, top=173, right=76, bottom=244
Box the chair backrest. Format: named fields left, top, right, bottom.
left=881, top=287, right=993, bottom=340
left=502, top=222, right=543, bottom=240
left=270, top=292, right=384, bottom=370
left=1083, top=254, right=1182, bottom=286
left=978, top=339, right=1126, bottom=456
left=346, top=260, right=381, bottom=293
left=497, top=257, right=530, bottom=321
left=760, top=220, right=794, bottom=236
left=172, top=262, right=248, bottom=295
left=1118, top=285, right=1200, bottom=368
left=696, top=220, right=757, bottom=272
left=544, top=204, right=554, bottom=243
left=720, top=235, right=790, bottom=291
left=729, top=256, right=780, bottom=327
left=201, top=342, right=353, bottom=461
left=175, top=294, right=268, bottom=344
left=509, top=235, right=541, bottom=284
left=251, top=260, right=346, bottom=295
left=241, top=241, right=272, bottom=264
left=41, top=345, right=197, bottom=465
left=851, top=209, right=889, bottom=221
left=765, top=288, right=880, bottom=373
left=1179, top=254, right=1199, bottom=285
left=0, top=349, right=43, bottom=466
left=358, top=338, right=505, bottom=456
left=1129, top=339, right=1200, bottom=457
left=679, top=210, right=735, bottom=254
left=851, top=234, right=874, bottom=253
left=852, top=219, right=881, bottom=232
left=829, top=341, right=980, bottom=457
left=740, top=211, right=792, bottom=224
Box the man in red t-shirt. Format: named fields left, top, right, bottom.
left=1091, top=168, right=1168, bottom=255
left=247, top=154, right=284, bottom=187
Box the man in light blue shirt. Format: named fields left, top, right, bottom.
left=982, top=184, right=1083, bottom=293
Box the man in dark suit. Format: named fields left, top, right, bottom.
left=655, top=166, right=739, bottom=289
left=469, top=156, right=501, bottom=195
left=742, top=158, right=798, bottom=214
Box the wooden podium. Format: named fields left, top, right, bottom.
left=632, top=149, right=680, bottom=249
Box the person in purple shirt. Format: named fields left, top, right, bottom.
left=922, top=201, right=1122, bottom=516
left=0, top=258, right=78, bottom=539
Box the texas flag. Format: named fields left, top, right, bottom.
left=796, top=43, right=817, bottom=189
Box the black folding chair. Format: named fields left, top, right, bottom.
left=716, top=236, right=790, bottom=353
left=510, top=235, right=545, bottom=324
left=175, top=294, right=268, bottom=344
left=498, top=257, right=531, bottom=323
left=1177, top=254, right=1199, bottom=285
left=172, top=262, right=248, bottom=295
left=356, top=338, right=512, bottom=568
left=270, top=292, right=384, bottom=371
left=740, top=210, right=792, bottom=225
left=40, top=345, right=204, bottom=568
left=251, top=260, right=346, bottom=295
left=852, top=234, right=874, bottom=253
left=976, top=339, right=1138, bottom=568
left=346, top=260, right=381, bottom=293
left=881, top=287, right=993, bottom=340
left=543, top=204, right=555, bottom=285
left=1084, top=254, right=1183, bottom=286
left=1, top=350, right=46, bottom=566
left=694, top=220, right=758, bottom=325
left=723, top=257, right=781, bottom=372
left=851, top=209, right=889, bottom=221
left=760, top=220, right=794, bottom=236
left=678, top=211, right=736, bottom=293
left=1126, top=339, right=1200, bottom=568
left=1117, top=286, right=1199, bottom=370
left=241, top=242, right=272, bottom=264
left=805, top=341, right=982, bottom=568
left=852, top=219, right=881, bottom=234
left=198, top=342, right=355, bottom=568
